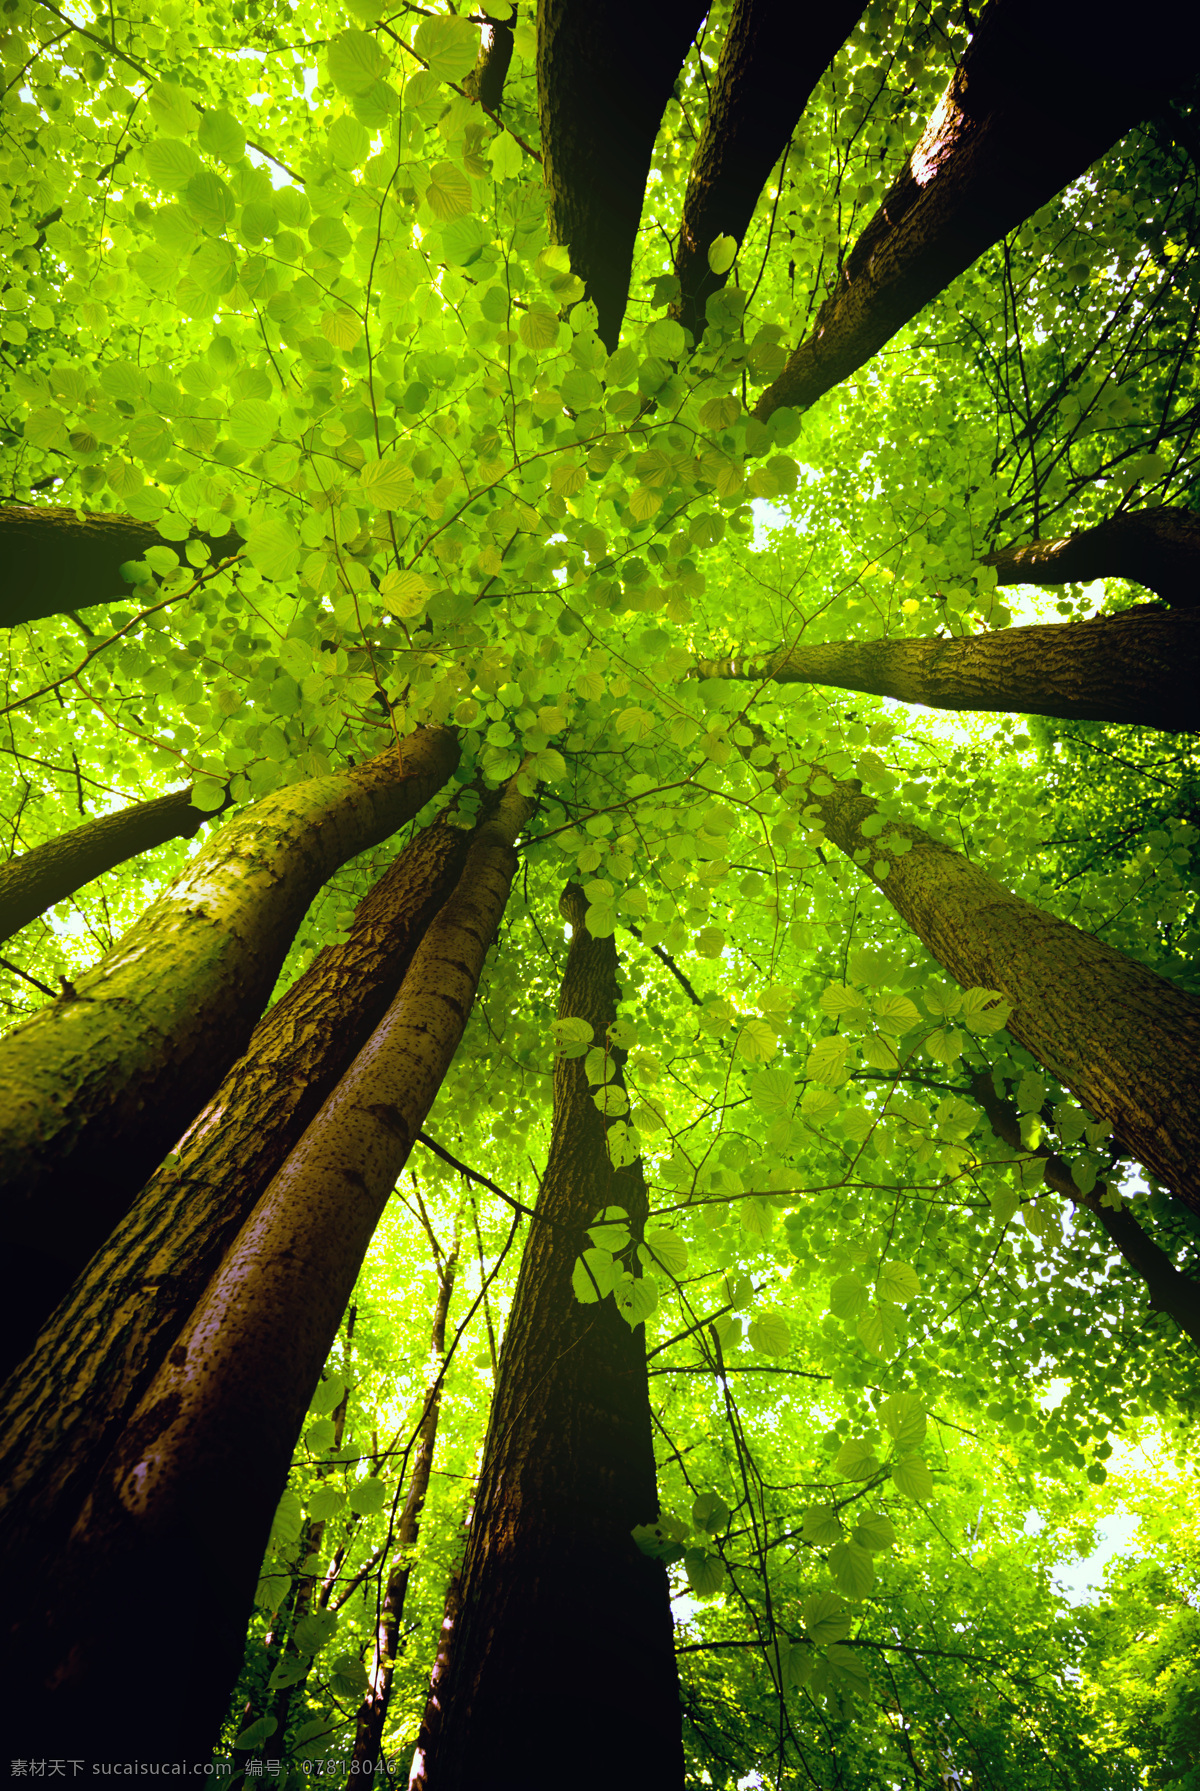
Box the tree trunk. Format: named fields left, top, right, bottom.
left=0, top=804, right=473, bottom=1602
left=538, top=0, right=707, bottom=350
left=353, top=1235, right=459, bottom=1767
left=672, top=0, right=863, bottom=343
left=969, top=1072, right=1200, bottom=1347
left=0, top=726, right=458, bottom=1379
left=0, top=781, right=230, bottom=947
left=983, top=506, right=1200, bottom=607
left=2, top=780, right=529, bottom=1755
left=697, top=606, right=1200, bottom=731
left=409, top=884, right=683, bottom=1791
left=463, top=5, right=516, bottom=114
left=754, top=0, right=1193, bottom=422
left=792, top=759, right=1200, bottom=1214
left=0, top=503, right=234, bottom=627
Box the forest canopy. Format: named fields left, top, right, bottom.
left=1, top=0, right=1198, bottom=1785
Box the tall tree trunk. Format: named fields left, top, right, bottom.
left=0, top=726, right=458, bottom=1379
left=538, top=0, right=707, bottom=350
left=409, top=884, right=683, bottom=1791
left=353, top=1234, right=460, bottom=1767
left=969, top=1072, right=1200, bottom=1347
left=982, top=505, right=1200, bottom=607
left=672, top=0, right=864, bottom=343
left=754, top=0, right=1193, bottom=422
left=790, top=758, right=1200, bottom=1213
left=0, top=803, right=474, bottom=1602
left=2, top=780, right=529, bottom=1755
left=0, top=781, right=230, bottom=946
left=0, top=503, right=233, bottom=627
left=697, top=606, right=1200, bottom=731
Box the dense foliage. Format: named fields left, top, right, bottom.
left=1, top=0, right=1198, bottom=1782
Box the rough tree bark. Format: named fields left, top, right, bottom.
left=696, top=606, right=1200, bottom=732
left=754, top=0, right=1194, bottom=422
left=672, top=0, right=864, bottom=344
left=463, top=5, right=516, bottom=114
left=0, top=802, right=474, bottom=1597
left=2, top=779, right=529, bottom=1754
left=0, top=503, right=233, bottom=627
left=352, top=1231, right=460, bottom=1768
left=982, top=505, right=1200, bottom=607
left=0, top=781, right=230, bottom=946
left=409, top=884, right=682, bottom=1791
left=969, top=1072, right=1200, bottom=1348
left=0, top=725, right=458, bottom=1380
left=538, top=0, right=707, bottom=349
left=790, top=758, right=1200, bottom=1214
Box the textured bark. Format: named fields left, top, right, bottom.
left=0, top=808, right=472, bottom=1603
left=673, top=0, right=863, bottom=343
left=538, top=0, right=707, bottom=349
left=353, top=1238, right=459, bottom=1768
left=0, top=725, right=458, bottom=1380
left=0, top=782, right=229, bottom=947
left=697, top=606, right=1200, bottom=732
left=2, top=781, right=528, bottom=1754
left=754, top=0, right=1194, bottom=421
left=463, top=6, right=516, bottom=114
left=794, top=761, right=1200, bottom=1213
left=410, top=885, right=682, bottom=1791
left=0, top=503, right=233, bottom=627
left=983, top=506, right=1200, bottom=607
left=969, top=1073, right=1200, bottom=1348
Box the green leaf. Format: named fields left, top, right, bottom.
left=519, top=306, right=561, bottom=352
left=829, top=1272, right=869, bottom=1322
left=805, top=1035, right=850, bottom=1085
left=632, top=1517, right=687, bottom=1563
left=826, top=1643, right=871, bottom=1698
left=892, top=1454, right=934, bottom=1501
left=803, top=1589, right=850, bottom=1645
left=800, top=1504, right=843, bottom=1547
left=747, top=1310, right=791, bottom=1356
left=227, top=399, right=278, bottom=450
left=144, top=138, right=201, bottom=194
left=191, top=777, right=227, bottom=812
left=148, top=81, right=199, bottom=138
left=692, top=1492, right=731, bottom=1534
left=414, top=13, right=481, bottom=83
left=614, top=1270, right=658, bottom=1327
left=877, top=1260, right=920, bottom=1305
left=643, top=1229, right=688, bottom=1278
left=234, top=1716, right=277, bottom=1748
left=880, top=1392, right=926, bottom=1451
left=328, top=30, right=388, bottom=95
left=572, top=1247, right=616, bottom=1304
left=348, top=1476, right=387, bottom=1515
left=830, top=1539, right=876, bottom=1597
left=378, top=569, right=430, bottom=616
left=834, top=1438, right=880, bottom=1481
left=684, top=1547, right=726, bottom=1597
left=246, top=513, right=301, bottom=581
left=426, top=162, right=473, bottom=221
left=736, top=1018, right=777, bottom=1063
left=707, top=234, right=738, bottom=276
left=198, top=108, right=245, bottom=165
left=853, top=1511, right=897, bottom=1552
left=293, top=1609, right=338, bottom=1655
left=307, top=1485, right=345, bottom=1522
left=750, top=1065, right=796, bottom=1117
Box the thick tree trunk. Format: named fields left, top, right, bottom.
left=983, top=506, right=1200, bottom=607
left=538, top=0, right=707, bottom=350
left=697, top=606, right=1200, bottom=731
left=969, top=1072, right=1200, bottom=1347
left=793, top=760, right=1200, bottom=1213
left=2, top=780, right=529, bottom=1754
left=673, top=0, right=863, bottom=343
left=409, top=885, right=682, bottom=1791
left=0, top=782, right=230, bottom=946
left=0, top=503, right=233, bottom=626
left=754, top=0, right=1193, bottom=421
left=0, top=805, right=473, bottom=1600
left=0, top=727, right=458, bottom=1379
left=353, top=1237, right=459, bottom=1767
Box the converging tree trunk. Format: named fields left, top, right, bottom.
left=0, top=503, right=233, bottom=627
left=0, top=781, right=229, bottom=946
left=791, top=758, right=1200, bottom=1213
left=982, top=505, right=1200, bottom=607
left=698, top=605, right=1200, bottom=731
left=755, top=0, right=1194, bottom=421
left=353, top=1229, right=460, bottom=1768
left=0, top=801, right=476, bottom=1598
left=3, top=779, right=529, bottom=1754
left=409, top=884, right=682, bottom=1791
left=537, top=0, right=707, bottom=349
left=672, top=0, right=863, bottom=343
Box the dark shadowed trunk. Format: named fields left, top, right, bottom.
left=0, top=726, right=458, bottom=1380
left=0, top=781, right=230, bottom=946
left=793, top=758, right=1200, bottom=1214
left=2, top=781, right=529, bottom=1755
left=0, top=503, right=234, bottom=626
left=463, top=5, right=516, bottom=114
left=969, top=1072, right=1200, bottom=1347
left=983, top=505, right=1200, bottom=606
left=697, top=605, right=1200, bottom=731
left=538, top=0, right=707, bottom=349
left=409, top=883, right=682, bottom=1791
left=673, top=0, right=864, bottom=344
left=0, top=804, right=474, bottom=1605
left=755, top=0, right=1193, bottom=421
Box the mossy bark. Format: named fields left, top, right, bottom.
left=409, top=885, right=682, bottom=1791
left=3, top=783, right=528, bottom=1755
left=697, top=606, right=1199, bottom=732
left=0, top=726, right=458, bottom=1377
left=0, top=805, right=473, bottom=1603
